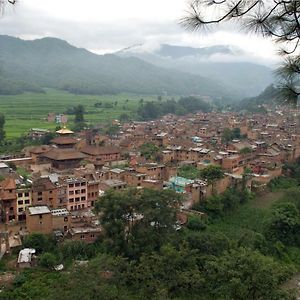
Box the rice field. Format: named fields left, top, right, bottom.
left=0, top=89, right=155, bottom=138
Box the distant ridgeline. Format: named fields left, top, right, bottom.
left=0, top=35, right=235, bottom=98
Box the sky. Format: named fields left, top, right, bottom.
left=0, top=0, right=280, bottom=64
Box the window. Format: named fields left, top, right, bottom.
left=25, top=200, right=30, bottom=204
left=24, top=192, right=29, bottom=197
left=10, top=207, right=14, bottom=211
left=64, top=217, right=68, bottom=222
left=38, top=197, right=42, bottom=202
left=18, top=200, right=23, bottom=205
left=18, top=193, right=23, bottom=198
left=82, top=204, right=85, bottom=208
left=81, top=189, right=86, bottom=193
left=49, top=190, right=52, bottom=194
left=75, top=197, right=80, bottom=202
left=90, top=234, right=95, bottom=238
left=39, top=215, right=43, bottom=219
left=81, top=182, right=86, bottom=186
left=38, top=192, right=42, bottom=196
left=69, top=191, right=74, bottom=195
left=70, top=206, right=73, bottom=210
left=81, top=196, right=86, bottom=201
left=80, top=235, right=85, bottom=239
left=69, top=183, right=74, bottom=188
left=75, top=183, right=80, bottom=187
left=69, top=198, right=74, bottom=203
left=18, top=208, right=23, bottom=212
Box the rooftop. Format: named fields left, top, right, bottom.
left=28, top=206, right=51, bottom=215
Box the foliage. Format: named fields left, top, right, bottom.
left=239, top=147, right=252, bottom=154
left=59, top=240, right=98, bottom=261
left=186, top=216, right=207, bottom=231
left=178, top=165, right=201, bottom=179
left=23, top=233, right=57, bottom=254
left=119, top=113, right=130, bottom=122
left=268, top=177, right=299, bottom=191
left=196, top=188, right=254, bottom=218
left=200, top=165, right=224, bottom=183
left=94, top=188, right=182, bottom=258
left=137, top=96, right=211, bottom=121
left=222, top=127, right=241, bottom=143
left=128, top=244, right=203, bottom=299
left=0, top=113, right=6, bottom=142
left=139, top=143, right=160, bottom=160
left=105, top=124, right=120, bottom=136
left=265, top=202, right=300, bottom=246
left=38, top=252, right=57, bottom=269
left=203, top=248, right=293, bottom=300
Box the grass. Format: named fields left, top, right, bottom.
left=206, top=190, right=286, bottom=241
left=0, top=89, right=156, bottom=139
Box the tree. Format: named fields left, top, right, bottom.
left=73, top=104, right=85, bottom=131
left=94, top=188, right=182, bottom=258
left=0, top=113, right=5, bottom=143
left=204, top=248, right=293, bottom=300
left=38, top=252, right=56, bottom=269
left=119, top=113, right=130, bottom=122
left=265, top=202, right=300, bottom=245
left=139, top=143, right=159, bottom=160
left=182, top=0, right=300, bottom=104
left=222, top=128, right=233, bottom=144
left=200, top=165, right=224, bottom=183
left=74, top=105, right=85, bottom=123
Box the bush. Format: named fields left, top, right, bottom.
left=186, top=217, right=207, bottom=231
left=39, top=252, right=57, bottom=269
left=23, top=233, right=56, bottom=254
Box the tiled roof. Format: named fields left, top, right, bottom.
left=42, top=149, right=86, bottom=161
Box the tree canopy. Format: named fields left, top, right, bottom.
left=94, top=188, right=182, bottom=258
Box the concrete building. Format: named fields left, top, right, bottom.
left=26, top=206, right=52, bottom=234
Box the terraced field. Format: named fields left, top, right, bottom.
left=0, top=89, right=155, bottom=138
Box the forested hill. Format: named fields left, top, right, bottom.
left=116, top=43, right=274, bottom=97
left=0, top=35, right=234, bottom=97
left=237, top=85, right=279, bottom=112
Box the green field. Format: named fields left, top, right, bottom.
left=0, top=89, right=156, bottom=138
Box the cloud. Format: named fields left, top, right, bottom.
left=0, top=0, right=281, bottom=64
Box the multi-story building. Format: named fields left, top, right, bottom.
left=16, top=187, right=32, bottom=222
left=32, top=177, right=58, bottom=208
left=66, top=178, right=88, bottom=211
left=0, top=178, right=17, bottom=223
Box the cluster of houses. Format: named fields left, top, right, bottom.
left=1, top=105, right=300, bottom=253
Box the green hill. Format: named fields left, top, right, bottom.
left=0, top=35, right=234, bottom=97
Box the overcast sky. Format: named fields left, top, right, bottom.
left=0, top=0, right=280, bottom=64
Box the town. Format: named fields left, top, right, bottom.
left=0, top=104, right=299, bottom=260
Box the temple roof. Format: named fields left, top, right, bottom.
left=56, top=127, right=74, bottom=135
left=42, top=149, right=86, bottom=161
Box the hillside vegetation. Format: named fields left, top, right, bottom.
left=0, top=35, right=233, bottom=98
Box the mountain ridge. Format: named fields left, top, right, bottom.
left=0, top=35, right=237, bottom=98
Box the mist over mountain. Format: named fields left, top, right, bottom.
left=0, top=35, right=238, bottom=98
left=117, top=43, right=275, bottom=97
